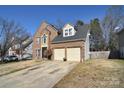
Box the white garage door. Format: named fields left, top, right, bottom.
left=67, top=48, right=80, bottom=61
left=54, top=49, right=65, bottom=61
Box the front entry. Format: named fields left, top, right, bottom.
left=42, top=47, right=47, bottom=58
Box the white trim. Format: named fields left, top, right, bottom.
left=63, top=24, right=75, bottom=37
left=84, top=30, right=90, bottom=60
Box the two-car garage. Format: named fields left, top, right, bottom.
left=54, top=49, right=65, bottom=61
left=54, top=48, right=81, bottom=62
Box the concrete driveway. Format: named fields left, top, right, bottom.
left=0, top=61, right=78, bottom=88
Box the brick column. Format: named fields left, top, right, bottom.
left=65, top=47, right=67, bottom=61
left=80, top=47, right=83, bottom=63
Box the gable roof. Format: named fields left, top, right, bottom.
left=62, top=23, right=74, bottom=30
left=52, top=24, right=89, bottom=43
left=33, top=21, right=58, bottom=37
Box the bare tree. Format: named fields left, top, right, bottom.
left=102, top=6, right=124, bottom=50
left=0, top=17, right=31, bottom=62
left=90, top=18, right=106, bottom=51
left=14, top=31, right=32, bottom=58
left=55, top=19, right=65, bottom=30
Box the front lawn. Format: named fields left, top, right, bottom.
left=0, top=60, right=43, bottom=77
left=54, top=59, right=124, bottom=88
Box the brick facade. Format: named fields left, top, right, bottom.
left=33, top=22, right=57, bottom=60
left=33, top=22, right=86, bottom=62
left=51, top=40, right=85, bottom=62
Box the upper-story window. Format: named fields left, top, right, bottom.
left=69, top=28, right=72, bottom=35
left=64, top=28, right=74, bottom=37
left=36, top=37, right=40, bottom=44
left=65, top=29, right=68, bottom=36
left=63, top=24, right=75, bottom=37
left=42, top=34, right=47, bottom=44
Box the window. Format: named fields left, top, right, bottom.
left=42, top=34, right=47, bottom=44
left=36, top=50, right=37, bottom=56
left=63, top=25, right=75, bottom=37
left=65, top=29, right=68, bottom=36
left=64, top=28, right=73, bottom=37
left=36, top=49, right=40, bottom=57
left=69, top=28, right=72, bottom=35
left=37, top=49, right=40, bottom=57
left=36, top=37, right=40, bottom=44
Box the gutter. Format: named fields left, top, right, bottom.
left=51, top=38, right=85, bottom=44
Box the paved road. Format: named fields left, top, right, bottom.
left=0, top=61, right=78, bottom=88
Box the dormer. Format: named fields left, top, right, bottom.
left=63, top=24, right=76, bottom=37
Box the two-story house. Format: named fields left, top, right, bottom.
left=8, top=38, right=33, bottom=59
left=33, top=21, right=90, bottom=62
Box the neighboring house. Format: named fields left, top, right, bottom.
left=33, top=21, right=90, bottom=62
left=8, top=38, right=33, bottom=59
left=21, top=42, right=33, bottom=59
left=117, top=28, right=124, bottom=58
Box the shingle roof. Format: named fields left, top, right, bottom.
left=52, top=24, right=89, bottom=43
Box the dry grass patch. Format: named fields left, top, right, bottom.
left=54, top=59, right=124, bottom=88
left=0, top=60, right=43, bottom=76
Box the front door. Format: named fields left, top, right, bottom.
left=42, top=47, right=47, bottom=58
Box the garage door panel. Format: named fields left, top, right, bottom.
left=67, top=48, right=80, bottom=61
left=54, top=49, right=65, bottom=61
